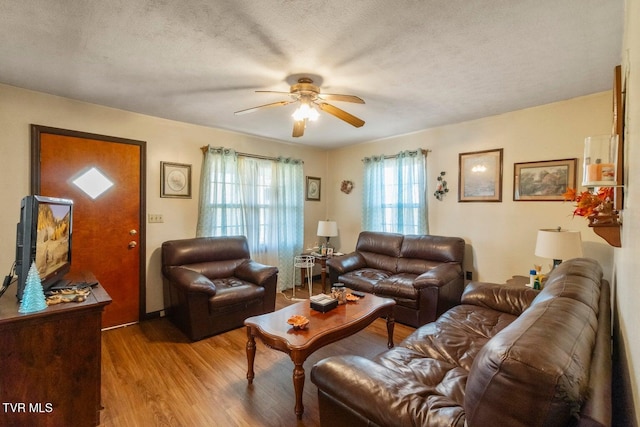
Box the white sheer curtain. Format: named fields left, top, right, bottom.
left=362, top=149, right=428, bottom=234
left=362, top=154, right=386, bottom=231
left=275, top=157, right=304, bottom=289
left=196, top=147, right=244, bottom=237
left=197, top=146, right=304, bottom=291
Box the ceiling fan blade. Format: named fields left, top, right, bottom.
left=316, top=102, right=365, bottom=128
left=255, top=90, right=294, bottom=95
left=292, top=120, right=305, bottom=137
left=318, top=93, right=365, bottom=104
left=234, top=100, right=293, bottom=115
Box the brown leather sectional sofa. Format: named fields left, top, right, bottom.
left=161, top=236, right=278, bottom=341
left=327, top=231, right=465, bottom=327
left=312, top=258, right=611, bottom=427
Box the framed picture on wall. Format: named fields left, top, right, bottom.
left=458, top=148, right=503, bottom=202
left=306, top=176, right=321, bottom=201
left=513, top=158, right=577, bottom=201
left=161, top=161, right=192, bottom=198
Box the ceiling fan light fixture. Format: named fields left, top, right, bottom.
left=292, top=103, right=319, bottom=121
left=236, top=75, right=365, bottom=136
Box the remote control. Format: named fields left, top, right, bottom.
left=351, top=291, right=366, bottom=298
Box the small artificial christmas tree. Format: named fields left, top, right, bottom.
left=19, top=262, right=48, bottom=313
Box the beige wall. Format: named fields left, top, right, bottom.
left=0, top=83, right=328, bottom=313
left=615, top=0, right=640, bottom=424
left=328, top=92, right=616, bottom=284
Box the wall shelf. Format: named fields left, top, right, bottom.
left=589, top=223, right=621, bottom=247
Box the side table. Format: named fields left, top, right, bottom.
left=314, top=255, right=329, bottom=292
left=505, top=275, right=546, bottom=290
left=505, top=275, right=530, bottom=287
left=300, top=252, right=331, bottom=293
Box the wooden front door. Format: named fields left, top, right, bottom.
left=31, top=125, right=146, bottom=328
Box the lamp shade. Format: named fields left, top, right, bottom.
left=317, top=221, right=338, bottom=237
left=535, top=228, right=583, bottom=266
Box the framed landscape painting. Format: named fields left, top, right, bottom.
left=513, top=158, right=577, bottom=201
left=458, top=148, right=503, bottom=202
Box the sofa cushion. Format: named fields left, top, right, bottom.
left=464, top=296, right=598, bottom=426
left=338, top=268, right=393, bottom=293
left=186, top=259, right=247, bottom=279
left=313, top=355, right=467, bottom=427
left=397, top=257, right=442, bottom=276
left=461, top=281, right=539, bottom=316
left=359, top=252, right=399, bottom=273
left=398, top=304, right=518, bottom=371
left=355, top=231, right=403, bottom=273
left=355, top=231, right=403, bottom=257
left=374, top=273, right=418, bottom=299
left=532, top=258, right=602, bottom=312
left=400, top=235, right=465, bottom=264
left=208, top=279, right=264, bottom=309
left=164, top=266, right=217, bottom=296
left=162, top=235, right=250, bottom=266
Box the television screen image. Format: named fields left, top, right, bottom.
left=35, top=203, right=71, bottom=280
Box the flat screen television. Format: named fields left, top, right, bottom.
left=14, top=195, right=74, bottom=301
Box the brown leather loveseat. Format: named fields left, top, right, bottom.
left=311, top=258, right=611, bottom=427
left=327, top=231, right=465, bottom=327
left=161, top=236, right=278, bottom=341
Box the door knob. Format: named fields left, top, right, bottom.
left=129, top=229, right=138, bottom=235
left=128, top=241, right=137, bottom=249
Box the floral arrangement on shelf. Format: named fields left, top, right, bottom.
left=562, top=187, right=619, bottom=226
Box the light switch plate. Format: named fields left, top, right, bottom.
left=148, top=213, right=164, bottom=223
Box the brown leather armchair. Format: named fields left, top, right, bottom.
left=161, top=236, right=278, bottom=341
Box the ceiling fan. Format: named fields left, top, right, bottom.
left=234, top=77, right=365, bottom=137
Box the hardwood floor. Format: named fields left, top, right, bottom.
left=100, top=283, right=414, bottom=426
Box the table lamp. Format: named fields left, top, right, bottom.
left=535, top=227, right=583, bottom=269
left=317, top=220, right=338, bottom=248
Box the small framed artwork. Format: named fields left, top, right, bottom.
left=514, top=158, right=577, bottom=201
left=458, top=148, right=503, bottom=202
left=161, top=161, right=192, bottom=198
left=306, top=176, right=321, bottom=201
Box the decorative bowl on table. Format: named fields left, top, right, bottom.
left=345, top=293, right=360, bottom=302
left=287, top=315, right=309, bottom=330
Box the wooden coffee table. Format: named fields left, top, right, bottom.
left=244, top=294, right=395, bottom=419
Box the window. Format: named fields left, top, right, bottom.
left=197, top=147, right=304, bottom=291
left=362, top=150, right=428, bottom=234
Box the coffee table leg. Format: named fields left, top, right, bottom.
left=386, top=313, right=395, bottom=348
left=246, top=326, right=256, bottom=384
left=292, top=358, right=305, bottom=419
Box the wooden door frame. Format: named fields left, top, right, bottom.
left=30, top=124, right=147, bottom=322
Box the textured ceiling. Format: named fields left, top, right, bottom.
left=0, top=0, right=624, bottom=148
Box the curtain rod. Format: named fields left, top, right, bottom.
left=365, top=148, right=431, bottom=160
left=200, top=145, right=290, bottom=162
left=200, top=146, right=429, bottom=162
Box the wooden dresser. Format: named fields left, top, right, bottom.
left=0, top=284, right=111, bottom=426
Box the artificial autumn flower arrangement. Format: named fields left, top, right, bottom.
left=562, top=187, right=619, bottom=225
